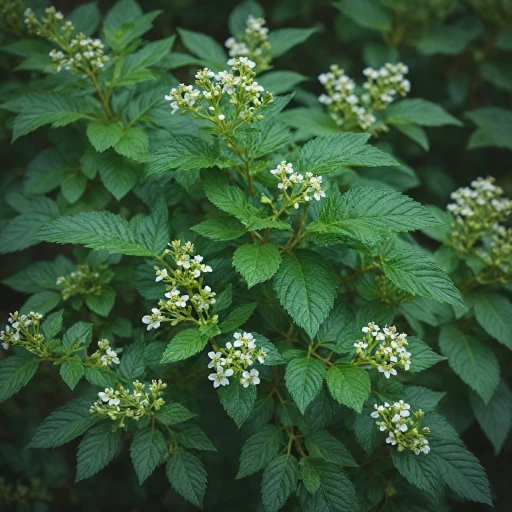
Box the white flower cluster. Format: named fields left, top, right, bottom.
left=270, top=161, right=326, bottom=209
left=90, top=380, right=167, bottom=428
left=89, top=339, right=120, bottom=367
left=208, top=332, right=267, bottom=388
left=371, top=401, right=431, bottom=455
left=448, top=177, right=512, bottom=256
left=0, top=311, right=43, bottom=351
left=49, top=34, right=108, bottom=74
left=354, top=323, right=411, bottom=378
left=56, top=264, right=102, bottom=301
left=25, top=7, right=108, bottom=75
left=164, top=57, right=273, bottom=129
left=225, top=15, right=271, bottom=70
left=318, top=62, right=410, bottom=133
left=142, top=241, right=217, bottom=331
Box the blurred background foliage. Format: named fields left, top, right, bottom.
left=0, top=0, right=511, bottom=510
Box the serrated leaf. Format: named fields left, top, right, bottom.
left=114, top=127, right=150, bottom=163
left=334, top=0, right=392, bottom=31
left=118, top=339, right=145, bottom=381
left=192, top=217, right=246, bottom=241
left=300, top=459, right=358, bottom=512
left=41, top=310, right=64, bottom=340
left=404, top=386, right=445, bottom=413
left=20, top=290, right=62, bottom=315
left=407, top=336, right=446, bottom=372
left=218, top=382, right=257, bottom=427
left=261, top=454, right=299, bottom=512
left=166, top=447, right=207, bottom=509
left=381, top=246, right=465, bottom=309
left=268, top=27, right=317, bottom=57
left=219, top=303, right=258, bottom=333
left=237, top=424, right=282, bottom=479
left=84, top=367, right=117, bottom=388
left=135, top=197, right=169, bottom=255
left=300, top=458, right=322, bottom=494
left=304, top=429, right=358, bottom=468
left=473, top=293, right=512, bottom=350
left=0, top=355, right=39, bottom=403
left=76, top=423, right=121, bottom=482
left=233, top=244, right=282, bottom=288
left=156, top=403, right=196, bottom=425
left=86, top=121, right=123, bottom=152
left=296, top=133, right=398, bottom=176
left=85, top=286, right=116, bottom=317
left=177, top=28, right=228, bottom=70
left=386, top=99, right=462, bottom=127
left=28, top=397, right=97, bottom=448
left=251, top=332, right=286, bottom=365
left=63, top=321, right=93, bottom=350
left=325, top=364, right=370, bottom=413
left=161, top=328, right=208, bottom=364
left=469, top=380, right=512, bottom=455
left=149, top=135, right=235, bottom=174
left=97, top=151, right=140, bottom=200
left=130, top=427, right=167, bottom=484
left=391, top=449, right=441, bottom=495
left=439, top=324, right=499, bottom=404
left=430, top=437, right=492, bottom=505
left=308, top=187, right=439, bottom=249
left=285, top=357, right=326, bottom=414
left=60, top=356, right=84, bottom=390
left=274, top=250, right=337, bottom=338
left=174, top=424, right=216, bottom=451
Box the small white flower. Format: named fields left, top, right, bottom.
left=155, top=268, right=168, bottom=282
left=240, top=369, right=260, bottom=387
left=208, top=367, right=233, bottom=388
left=208, top=351, right=222, bottom=369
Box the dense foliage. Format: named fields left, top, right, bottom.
left=1, top=0, right=511, bottom=510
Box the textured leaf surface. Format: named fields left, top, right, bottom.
left=387, top=99, right=462, bottom=127
left=161, top=328, right=208, bottom=363
left=325, top=364, right=371, bottom=413
left=473, top=293, right=512, bottom=350
left=156, top=403, right=196, bottom=425
left=274, top=250, right=337, bottom=338
left=130, top=427, right=167, bottom=484
left=60, top=356, right=84, bottom=390
left=191, top=217, right=246, bottom=241
left=439, top=324, right=499, bottom=403
left=0, top=355, right=39, bottom=403
left=391, top=449, right=441, bottom=495
left=285, top=357, right=326, bottom=413
left=76, top=423, right=121, bottom=482
left=237, top=425, right=282, bottom=478
left=304, top=429, right=358, bottom=468
left=218, top=382, right=257, bottom=427
left=261, top=454, right=299, bottom=512
left=166, top=447, right=207, bottom=508
left=407, top=336, right=446, bottom=372
left=233, top=244, right=282, bottom=288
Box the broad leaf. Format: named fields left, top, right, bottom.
left=130, top=427, right=167, bottom=484
left=261, top=454, right=299, bottom=512
left=285, top=357, right=326, bottom=413
left=325, top=364, right=370, bottom=413
left=161, top=328, right=208, bottom=363
left=233, top=244, right=282, bottom=288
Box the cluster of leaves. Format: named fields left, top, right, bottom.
left=1, top=0, right=511, bottom=511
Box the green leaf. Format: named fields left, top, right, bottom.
left=156, top=403, right=197, bottom=425
left=406, top=336, right=446, bottom=372
left=37, top=212, right=154, bottom=256
left=63, top=321, right=92, bottom=350
left=304, top=429, right=358, bottom=468
left=229, top=0, right=264, bottom=36
left=439, top=324, right=499, bottom=404
left=465, top=107, right=512, bottom=151
left=130, top=427, right=167, bottom=484
left=24, top=148, right=67, bottom=195
left=135, top=197, right=170, bottom=255
left=258, top=71, right=308, bottom=95
left=20, top=290, right=62, bottom=316
left=0, top=355, right=39, bottom=403
left=430, top=437, right=492, bottom=505
left=404, top=386, right=445, bottom=413
left=41, top=310, right=64, bottom=340
left=114, top=127, right=150, bottom=163
left=219, top=303, right=258, bottom=333
left=85, top=286, right=116, bottom=318
left=61, top=171, right=88, bottom=204
left=391, top=449, right=441, bottom=495
left=308, top=187, right=439, bottom=248
left=192, top=217, right=246, bottom=241
left=166, top=447, right=207, bottom=509
left=393, top=124, right=429, bottom=151
left=173, top=424, right=216, bottom=451
left=299, top=458, right=321, bottom=494
left=96, top=151, right=140, bottom=200
left=354, top=402, right=382, bottom=455
left=274, top=250, right=337, bottom=338
left=381, top=246, right=465, bottom=309
left=13, top=93, right=96, bottom=141
left=473, top=293, right=512, bottom=350
left=285, top=357, right=326, bottom=414
left=325, top=364, right=370, bottom=413
left=178, top=28, right=228, bottom=70
left=469, top=380, right=512, bottom=455
left=76, top=423, right=121, bottom=482
left=68, top=2, right=101, bottom=35
left=386, top=99, right=462, bottom=127
left=161, top=328, right=208, bottom=363
left=60, top=356, right=84, bottom=390
left=28, top=397, right=97, bottom=448
left=118, top=339, right=145, bottom=381
left=281, top=108, right=339, bottom=141
left=237, top=424, right=282, bottom=479
left=297, top=133, right=398, bottom=176
left=218, top=382, right=257, bottom=427
left=86, top=121, right=123, bottom=152
left=300, top=459, right=358, bottom=512
left=261, top=454, right=299, bottom=512
left=149, top=135, right=235, bottom=174
left=334, top=0, right=392, bottom=31
left=233, top=244, right=282, bottom=288
left=84, top=367, right=117, bottom=388
left=268, top=28, right=317, bottom=57
left=251, top=333, right=286, bottom=365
